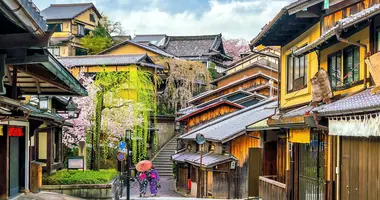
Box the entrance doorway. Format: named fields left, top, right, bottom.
left=298, top=132, right=325, bottom=200
left=9, top=135, right=25, bottom=197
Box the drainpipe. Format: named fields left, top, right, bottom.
left=3, top=0, right=46, bottom=38
left=335, top=22, right=369, bottom=89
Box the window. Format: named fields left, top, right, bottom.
left=47, top=23, right=62, bottom=32
left=343, top=45, right=360, bottom=85
left=77, top=24, right=85, bottom=36
left=287, top=54, right=308, bottom=92
left=90, top=14, right=96, bottom=23
left=47, top=47, right=60, bottom=56
left=376, top=28, right=380, bottom=52
left=75, top=47, right=87, bottom=56
left=328, top=52, right=342, bottom=88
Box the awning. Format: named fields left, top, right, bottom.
left=185, top=153, right=236, bottom=168
left=294, top=4, right=380, bottom=56
left=315, top=89, right=380, bottom=116
left=246, top=119, right=279, bottom=131
left=172, top=152, right=200, bottom=163
left=6, top=51, right=87, bottom=96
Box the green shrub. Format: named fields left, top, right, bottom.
left=43, top=169, right=118, bottom=185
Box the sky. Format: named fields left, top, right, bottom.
left=34, top=0, right=293, bottom=40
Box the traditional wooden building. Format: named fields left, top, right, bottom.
left=251, top=0, right=380, bottom=199
left=0, top=0, right=86, bottom=198
left=173, top=99, right=277, bottom=199
left=41, top=3, right=102, bottom=56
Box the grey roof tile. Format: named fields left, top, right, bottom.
left=315, top=89, right=380, bottom=116
left=132, top=34, right=167, bottom=46
left=283, top=105, right=315, bottom=118
left=58, top=54, right=162, bottom=69
left=171, top=152, right=199, bottom=163
left=186, top=153, right=236, bottom=168
left=163, top=34, right=232, bottom=61
left=41, top=3, right=100, bottom=20
left=180, top=99, right=277, bottom=142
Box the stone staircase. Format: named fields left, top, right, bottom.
left=152, top=135, right=178, bottom=177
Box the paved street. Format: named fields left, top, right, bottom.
left=129, top=177, right=182, bottom=200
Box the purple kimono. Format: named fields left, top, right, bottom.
left=149, top=169, right=160, bottom=195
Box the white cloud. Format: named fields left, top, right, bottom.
left=107, top=0, right=292, bottom=40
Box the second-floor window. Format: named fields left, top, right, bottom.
left=47, top=23, right=62, bottom=32
left=287, top=54, right=308, bottom=92
left=328, top=52, right=342, bottom=88
left=78, top=24, right=85, bottom=36
left=90, top=14, right=96, bottom=23
left=343, top=45, right=360, bottom=85
left=47, top=47, right=60, bottom=57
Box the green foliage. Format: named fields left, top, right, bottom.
left=92, top=68, right=157, bottom=166
left=80, top=25, right=112, bottom=55
left=208, top=63, right=218, bottom=80
left=43, top=169, right=118, bottom=185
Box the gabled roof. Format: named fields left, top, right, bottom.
left=58, top=54, right=163, bottom=69
left=98, top=40, right=175, bottom=58
left=211, top=61, right=278, bottom=85
left=315, top=89, right=380, bottom=116
left=179, top=99, right=277, bottom=143
left=162, top=34, right=232, bottom=61
left=176, top=100, right=244, bottom=122
left=41, top=3, right=101, bottom=20
left=294, top=4, right=380, bottom=56
left=190, top=72, right=278, bottom=104
left=132, top=34, right=167, bottom=46
left=250, top=0, right=322, bottom=47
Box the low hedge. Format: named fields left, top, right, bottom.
left=43, top=169, right=118, bottom=185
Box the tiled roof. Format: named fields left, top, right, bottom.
left=176, top=100, right=244, bottom=122
left=171, top=152, right=199, bottom=163
left=58, top=54, right=163, bottom=69
left=162, top=34, right=232, bottom=61
left=211, top=61, right=278, bottom=84
left=180, top=99, right=277, bottom=143
left=172, top=151, right=236, bottom=168
left=190, top=72, right=278, bottom=103
left=49, top=36, right=74, bottom=45
left=98, top=40, right=175, bottom=58
left=283, top=105, right=315, bottom=118
left=132, top=34, right=167, bottom=46
left=18, top=0, right=47, bottom=31
left=294, top=4, right=380, bottom=56
left=185, top=153, right=236, bottom=168
left=315, top=89, right=380, bottom=116
left=41, top=3, right=101, bottom=20
left=22, top=104, right=69, bottom=125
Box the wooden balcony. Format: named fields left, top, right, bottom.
left=259, top=175, right=287, bottom=200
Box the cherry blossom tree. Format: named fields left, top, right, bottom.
left=223, top=38, right=250, bottom=62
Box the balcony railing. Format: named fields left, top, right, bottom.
left=259, top=175, right=287, bottom=200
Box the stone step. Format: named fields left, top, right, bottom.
left=153, top=164, right=172, bottom=167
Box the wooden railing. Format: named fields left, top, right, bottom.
left=259, top=175, right=287, bottom=200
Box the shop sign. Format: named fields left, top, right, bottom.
left=289, top=128, right=310, bottom=144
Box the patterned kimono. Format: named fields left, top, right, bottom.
left=149, top=169, right=160, bottom=195
left=138, top=172, right=148, bottom=196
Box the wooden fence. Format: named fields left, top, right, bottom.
left=259, top=175, right=286, bottom=200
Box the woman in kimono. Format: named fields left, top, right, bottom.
left=138, top=171, right=148, bottom=197
left=148, top=166, right=160, bottom=196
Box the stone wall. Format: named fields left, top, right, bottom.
left=155, top=115, right=176, bottom=148
left=41, top=179, right=118, bottom=200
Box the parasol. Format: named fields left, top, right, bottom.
left=136, top=160, right=153, bottom=172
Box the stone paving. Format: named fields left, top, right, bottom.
left=129, top=177, right=182, bottom=200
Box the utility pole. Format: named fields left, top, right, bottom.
left=125, top=129, right=132, bottom=200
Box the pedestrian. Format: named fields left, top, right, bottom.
left=138, top=171, right=148, bottom=197
left=148, top=166, right=160, bottom=197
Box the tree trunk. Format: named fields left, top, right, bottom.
left=94, top=91, right=104, bottom=171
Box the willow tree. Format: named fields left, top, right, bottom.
left=154, top=58, right=211, bottom=112
left=91, top=68, right=157, bottom=170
